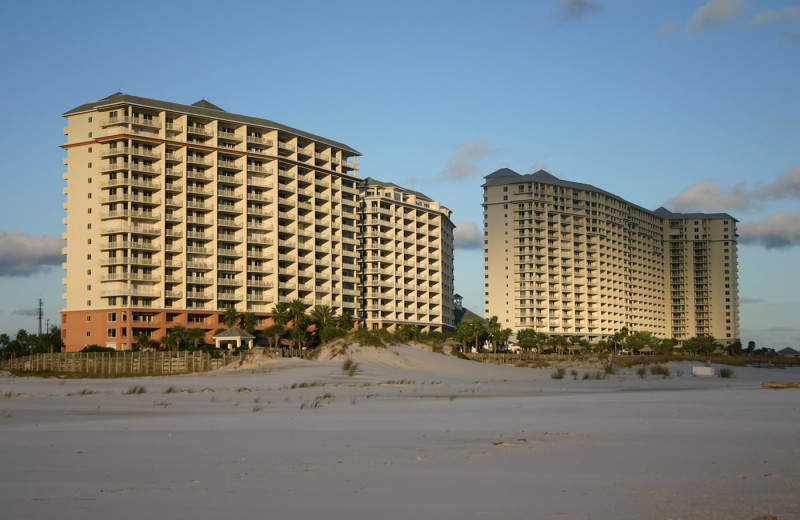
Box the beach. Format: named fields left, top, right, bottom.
left=1, top=345, right=798, bottom=520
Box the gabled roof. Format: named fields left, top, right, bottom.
left=63, top=92, right=361, bottom=155
left=454, top=306, right=486, bottom=325
left=213, top=327, right=255, bottom=340
left=653, top=207, right=738, bottom=223
left=482, top=167, right=737, bottom=221
left=191, top=99, right=226, bottom=111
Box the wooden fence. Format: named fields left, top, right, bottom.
left=0, top=351, right=236, bottom=377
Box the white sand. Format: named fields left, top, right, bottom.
left=1, top=345, right=798, bottom=520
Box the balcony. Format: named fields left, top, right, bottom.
left=186, top=126, right=214, bottom=137
left=218, top=130, right=242, bottom=142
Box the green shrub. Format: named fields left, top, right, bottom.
left=604, top=364, right=617, bottom=375
left=551, top=367, right=566, bottom=380
left=718, top=368, right=734, bottom=378
left=637, top=367, right=647, bottom=379
left=650, top=365, right=670, bottom=378
left=124, top=385, right=147, bottom=395
left=571, top=370, right=579, bottom=380
left=342, top=358, right=360, bottom=376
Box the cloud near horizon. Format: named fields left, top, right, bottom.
left=438, top=139, right=498, bottom=182
left=546, top=0, right=602, bottom=23
left=738, top=210, right=800, bottom=249
left=0, top=231, right=64, bottom=277
left=665, top=167, right=800, bottom=213
left=688, top=0, right=743, bottom=33
left=453, top=220, right=484, bottom=250
left=12, top=308, right=39, bottom=317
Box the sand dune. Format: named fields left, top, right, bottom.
left=1, top=344, right=798, bottom=520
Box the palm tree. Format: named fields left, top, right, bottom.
left=263, top=324, right=285, bottom=348
left=222, top=306, right=238, bottom=328
left=288, top=299, right=307, bottom=329
left=161, top=326, right=188, bottom=351
left=271, top=302, right=290, bottom=328
left=469, top=319, right=486, bottom=352
left=238, top=312, right=257, bottom=334
left=548, top=335, right=569, bottom=356
left=453, top=322, right=473, bottom=352
left=0, top=333, right=10, bottom=360
left=309, top=305, right=336, bottom=345
left=187, top=327, right=206, bottom=347
left=338, top=312, right=354, bottom=332
left=309, top=305, right=334, bottom=329
left=135, top=332, right=151, bottom=352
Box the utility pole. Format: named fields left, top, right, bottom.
left=37, top=299, right=44, bottom=336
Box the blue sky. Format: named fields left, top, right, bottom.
left=0, top=0, right=797, bottom=346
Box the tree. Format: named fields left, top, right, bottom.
left=682, top=335, right=721, bottom=355
left=0, top=333, right=9, bottom=359
left=626, top=331, right=657, bottom=353
left=309, top=305, right=337, bottom=346
left=469, top=319, right=486, bottom=352
left=728, top=339, right=743, bottom=356
left=453, top=322, right=473, bottom=352
left=135, top=332, right=151, bottom=352
left=395, top=324, right=420, bottom=343
left=338, top=312, right=354, bottom=332
left=487, top=316, right=501, bottom=353
left=161, top=326, right=189, bottom=351
left=238, top=312, right=257, bottom=334
left=493, top=327, right=513, bottom=351
left=263, top=324, right=285, bottom=348
left=288, top=299, right=307, bottom=327
left=746, top=340, right=756, bottom=355
left=272, top=302, right=290, bottom=328
left=222, top=306, right=238, bottom=328
left=186, top=327, right=206, bottom=347
left=548, top=335, right=569, bottom=356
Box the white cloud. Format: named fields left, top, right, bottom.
left=753, top=167, right=800, bottom=200
left=688, top=0, right=743, bottom=33
left=665, top=181, right=751, bottom=212
left=740, top=298, right=764, bottom=304
left=660, top=20, right=680, bottom=35
left=738, top=210, right=800, bottom=249
left=453, top=220, right=484, bottom=250
left=665, top=167, right=800, bottom=213
left=439, top=139, right=498, bottom=181
left=749, top=10, right=777, bottom=26
left=0, top=231, right=64, bottom=276
left=548, top=0, right=602, bottom=23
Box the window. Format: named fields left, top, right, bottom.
left=86, top=331, right=91, bottom=337
left=107, top=328, right=117, bottom=338
left=108, top=312, right=117, bottom=322
left=86, top=315, right=91, bottom=322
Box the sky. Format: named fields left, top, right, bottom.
left=0, top=0, right=797, bottom=347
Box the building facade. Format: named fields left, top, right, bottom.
left=483, top=168, right=739, bottom=344
left=359, top=179, right=455, bottom=331
left=60, top=93, right=453, bottom=351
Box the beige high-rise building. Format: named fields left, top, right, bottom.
left=359, top=178, right=455, bottom=331
left=60, top=93, right=453, bottom=351
left=483, top=168, right=739, bottom=344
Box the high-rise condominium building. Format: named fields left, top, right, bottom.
left=60, top=93, right=453, bottom=351
left=483, top=168, right=739, bottom=344
left=359, top=178, right=455, bottom=331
